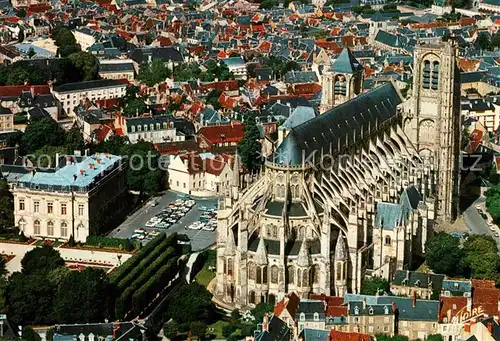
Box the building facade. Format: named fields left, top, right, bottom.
left=215, top=41, right=461, bottom=310
left=12, top=153, right=126, bottom=242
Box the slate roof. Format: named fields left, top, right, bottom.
left=392, top=270, right=444, bottom=292
left=279, top=106, right=316, bottom=130
left=130, top=47, right=183, bottom=64
left=392, top=297, right=439, bottom=321
left=271, top=82, right=402, bottom=165
left=441, top=279, right=472, bottom=296
left=300, top=328, right=329, bottom=341
left=54, top=79, right=127, bottom=93
left=296, top=300, right=326, bottom=321
left=99, top=62, right=134, bottom=73
left=331, top=48, right=364, bottom=74
left=255, top=315, right=290, bottom=341
left=284, top=70, right=318, bottom=84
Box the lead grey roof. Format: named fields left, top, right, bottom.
left=271, top=82, right=402, bottom=165
left=331, top=48, right=364, bottom=74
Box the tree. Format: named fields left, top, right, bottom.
left=67, top=234, right=76, bottom=247
left=259, top=0, right=277, bottom=9
left=251, top=302, right=273, bottom=323
left=190, top=321, right=207, bottom=339
left=65, top=126, right=84, bottom=154
left=22, top=117, right=66, bottom=154
left=238, top=113, right=263, bottom=172
left=166, top=283, right=214, bottom=324
left=0, top=178, right=14, bottom=232
left=486, top=185, right=500, bottom=222
left=205, top=89, right=222, bottom=110
left=53, top=27, right=76, bottom=47
left=0, top=256, right=6, bottom=278
left=462, top=235, right=500, bottom=280
left=54, top=268, right=109, bottom=323
left=69, top=52, right=99, bottom=81
left=137, top=60, right=172, bottom=87
left=426, top=335, right=444, bottom=341
left=163, top=321, right=179, bottom=339
left=477, top=33, right=492, bottom=51
left=222, top=324, right=236, bottom=338
left=48, top=266, right=70, bottom=286
left=230, top=308, right=240, bottom=322
left=123, top=98, right=148, bottom=117
left=22, top=327, right=42, bottom=341
left=121, top=141, right=164, bottom=195
left=425, top=232, right=465, bottom=277
left=360, top=276, right=389, bottom=295
left=6, top=272, right=56, bottom=325
left=21, top=245, right=65, bottom=275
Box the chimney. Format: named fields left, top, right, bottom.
left=412, top=291, right=417, bottom=308
left=392, top=302, right=397, bottom=314
left=112, top=323, right=120, bottom=339
left=362, top=298, right=366, bottom=309
left=96, top=158, right=101, bottom=164
left=89, top=163, right=94, bottom=169
left=262, top=313, right=269, bottom=331
left=80, top=169, right=86, bottom=176
left=467, top=296, right=472, bottom=312
left=30, top=86, right=35, bottom=98
left=55, top=153, right=59, bottom=168
left=488, top=322, right=493, bottom=334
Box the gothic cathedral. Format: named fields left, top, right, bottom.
left=215, top=40, right=461, bottom=309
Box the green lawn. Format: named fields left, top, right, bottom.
left=206, top=320, right=242, bottom=339
left=195, top=268, right=215, bottom=286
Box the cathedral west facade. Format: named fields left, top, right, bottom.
left=215, top=40, right=461, bottom=308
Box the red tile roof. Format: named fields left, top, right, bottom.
left=438, top=297, right=468, bottom=322
left=473, top=287, right=500, bottom=317
left=197, top=122, right=245, bottom=145
left=0, top=85, right=51, bottom=98
left=274, top=292, right=300, bottom=317
left=199, top=80, right=239, bottom=93
left=328, top=330, right=371, bottom=341
left=154, top=140, right=201, bottom=155
left=471, top=279, right=496, bottom=289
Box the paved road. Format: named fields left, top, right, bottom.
left=107, top=191, right=218, bottom=251
left=463, top=196, right=500, bottom=249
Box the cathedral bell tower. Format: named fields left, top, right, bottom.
left=319, top=48, right=364, bottom=114
left=404, top=40, right=460, bottom=222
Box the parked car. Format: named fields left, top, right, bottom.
left=177, top=234, right=191, bottom=245
left=134, top=228, right=146, bottom=234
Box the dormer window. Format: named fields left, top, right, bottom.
left=300, top=312, right=305, bottom=321
left=445, top=291, right=451, bottom=297
left=144, top=124, right=148, bottom=131
left=131, top=126, right=135, bottom=133
left=137, top=125, right=142, bottom=132
left=384, top=306, right=389, bottom=315
left=313, top=312, right=319, bottom=321
left=156, top=123, right=160, bottom=130
left=163, top=122, right=167, bottom=129
left=415, top=280, right=421, bottom=287
left=368, top=307, right=374, bottom=315
left=354, top=306, right=359, bottom=315
left=150, top=124, right=154, bottom=131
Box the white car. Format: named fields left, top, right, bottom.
left=475, top=204, right=482, bottom=210
left=145, top=220, right=157, bottom=227
left=132, top=233, right=145, bottom=240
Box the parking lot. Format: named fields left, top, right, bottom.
left=107, top=191, right=219, bottom=251
left=463, top=197, right=500, bottom=249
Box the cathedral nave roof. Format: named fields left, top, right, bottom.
left=271, top=82, right=402, bottom=166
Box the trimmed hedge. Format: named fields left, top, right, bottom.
left=86, top=236, right=134, bottom=250
left=109, top=233, right=167, bottom=285
left=131, top=257, right=179, bottom=316
left=117, top=234, right=177, bottom=292
left=114, top=247, right=175, bottom=318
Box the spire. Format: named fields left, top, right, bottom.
left=335, top=233, right=348, bottom=261
left=331, top=48, right=364, bottom=74
left=232, top=153, right=240, bottom=188
left=225, top=228, right=236, bottom=256
left=256, top=237, right=268, bottom=264
left=297, top=238, right=310, bottom=267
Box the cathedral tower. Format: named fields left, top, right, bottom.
left=319, top=48, right=364, bottom=113
left=404, top=40, right=460, bottom=222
